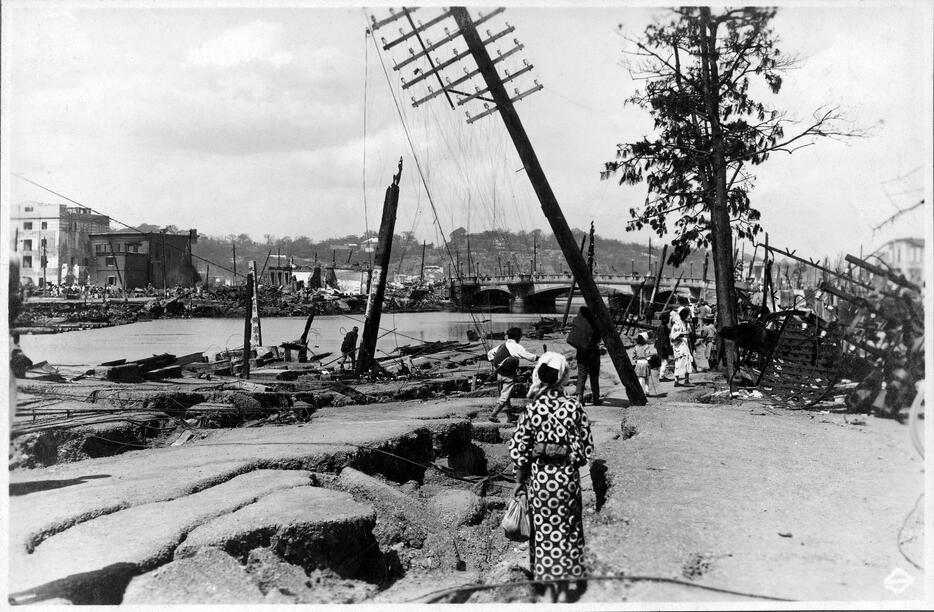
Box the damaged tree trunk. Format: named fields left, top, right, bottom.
left=356, top=159, right=403, bottom=375
left=699, top=7, right=738, bottom=379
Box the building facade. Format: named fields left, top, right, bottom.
left=9, top=202, right=111, bottom=287
left=876, top=237, right=925, bottom=286
left=87, top=230, right=199, bottom=289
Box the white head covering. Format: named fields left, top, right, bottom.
left=527, top=351, right=571, bottom=399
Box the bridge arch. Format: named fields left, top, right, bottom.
left=469, top=287, right=511, bottom=310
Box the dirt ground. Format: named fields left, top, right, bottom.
left=8, top=358, right=928, bottom=606
left=581, top=388, right=926, bottom=604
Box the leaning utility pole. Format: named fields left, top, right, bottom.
left=370, top=6, right=645, bottom=403
left=649, top=243, right=668, bottom=310
left=356, top=158, right=403, bottom=375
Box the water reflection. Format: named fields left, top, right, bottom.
left=19, top=312, right=547, bottom=367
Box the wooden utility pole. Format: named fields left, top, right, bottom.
left=40, top=238, right=48, bottom=297
left=587, top=221, right=595, bottom=272
left=419, top=240, right=427, bottom=282
left=357, top=158, right=403, bottom=375
left=107, top=241, right=129, bottom=303
left=161, top=230, right=168, bottom=294
left=561, top=234, right=587, bottom=327
left=648, top=243, right=668, bottom=310
left=648, top=236, right=652, bottom=274
left=450, top=7, right=645, bottom=404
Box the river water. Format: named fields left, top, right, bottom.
left=19, top=312, right=548, bottom=367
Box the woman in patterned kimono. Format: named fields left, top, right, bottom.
left=508, top=352, right=594, bottom=603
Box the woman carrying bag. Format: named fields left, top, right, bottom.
left=508, top=352, right=595, bottom=603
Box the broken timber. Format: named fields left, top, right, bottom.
left=357, top=158, right=403, bottom=375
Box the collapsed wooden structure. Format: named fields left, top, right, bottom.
left=728, top=244, right=924, bottom=417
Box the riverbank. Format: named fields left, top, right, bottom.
left=8, top=350, right=926, bottom=605
left=12, top=287, right=449, bottom=335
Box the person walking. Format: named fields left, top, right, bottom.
left=488, top=327, right=538, bottom=422
left=568, top=306, right=602, bottom=406
left=697, top=317, right=717, bottom=370
left=508, top=352, right=594, bottom=603
left=339, top=326, right=359, bottom=371
left=670, top=307, right=694, bottom=386
left=655, top=312, right=674, bottom=381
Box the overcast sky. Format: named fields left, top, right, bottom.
left=3, top=1, right=931, bottom=261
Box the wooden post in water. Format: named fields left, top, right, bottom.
left=241, top=270, right=253, bottom=379
left=249, top=260, right=262, bottom=348
left=451, top=7, right=645, bottom=404
left=357, top=158, right=402, bottom=375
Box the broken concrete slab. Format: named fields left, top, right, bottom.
left=9, top=470, right=312, bottom=598
left=9, top=414, right=452, bottom=556
left=337, top=467, right=436, bottom=548
left=177, top=486, right=377, bottom=577
left=122, top=547, right=270, bottom=605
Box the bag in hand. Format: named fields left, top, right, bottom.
left=501, top=494, right=530, bottom=542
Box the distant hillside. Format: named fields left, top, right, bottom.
left=184, top=226, right=742, bottom=284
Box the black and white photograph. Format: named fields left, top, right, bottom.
left=2, top=0, right=931, bottom=607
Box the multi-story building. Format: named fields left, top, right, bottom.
left=9, top=201, right=111, bottom=287
left=876, top=237, right=925, bottom=286
left=87, top=229, right=199, bottom=289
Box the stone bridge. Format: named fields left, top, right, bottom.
left=449, top=272, right=714, bottom=313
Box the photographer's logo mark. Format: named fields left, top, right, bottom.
left=883, top=567, right=914, bottom=595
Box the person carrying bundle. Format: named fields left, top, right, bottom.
left=487, top=327, right=538, bottom=422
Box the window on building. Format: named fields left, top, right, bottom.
left=105, top=256, right=116, bottom=267
left=25, top=206, right=34, bottom=212
left=22, top=256, right=32, bottom=268
left=107, top=276, right=116, bottom=286
left=22, top=239, right=32, bottom=251
left=23, top=222, right=33, bottom=230
left=95, top=244, right=104, bottom=253
left=41, top=222, right=48, bottom=230
left=115, top=243, right=123, bottom=252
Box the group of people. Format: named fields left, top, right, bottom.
left=487, top=301, right=719, bottom=602
left=653, top=301, right=719, bottom=388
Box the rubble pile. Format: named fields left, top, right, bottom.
left=730, top=250, right=924, bottom=419
left=13, top=283, right=447, bottom=334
